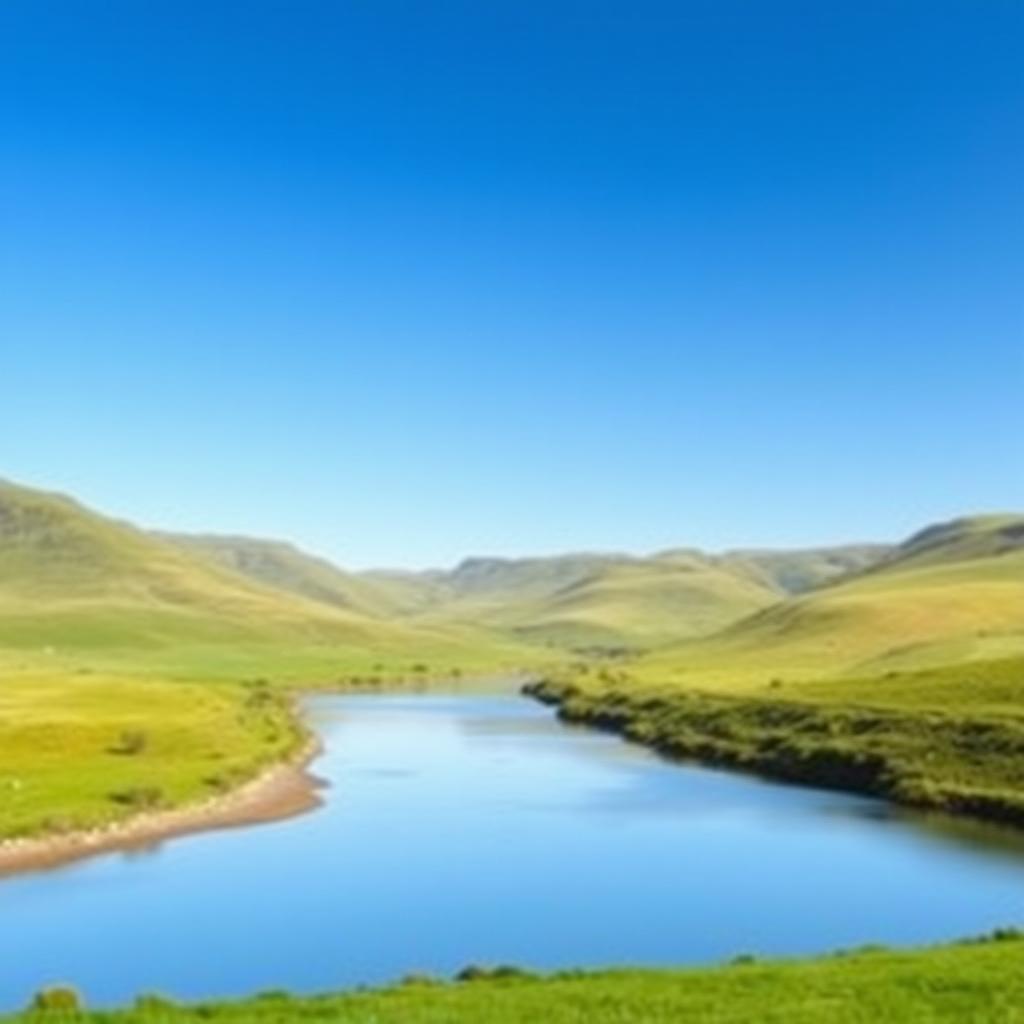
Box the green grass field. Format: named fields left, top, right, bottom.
left=0, top=672, right=306, bottom=840
left=11, top=934, right=1024, bottom=1022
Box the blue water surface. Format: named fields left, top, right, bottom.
left=3, top=692, right=1024, bottom=1008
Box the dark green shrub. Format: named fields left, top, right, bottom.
left=108, top=785, right=164, bottom=809
left=108, top=729, right=149, bottom=756
left=491, top=965, right=533, bottom=980
left=30, top=986, right=82, bottom=1013
left=400, top=972, right=441, bottom=987
left=456, top=964, right=532, bottom=983
left=134, top=992, right=176, bottom=1012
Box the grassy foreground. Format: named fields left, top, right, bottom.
left=14, top=935, right=1024, bottom=1022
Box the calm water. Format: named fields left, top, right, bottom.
left=3, top=692, right=1024, bottom=1008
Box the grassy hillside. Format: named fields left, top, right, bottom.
left=365, top=552, right=789, bottom=653
left=636, top=515, right=1024, bottom=689
left=151, top=517, right=895, bottom=659
left=874, top=514, right=1024, bottom=572
left=0, top=479, right=533, bottom=680
left=159, top=533, right=407, bottom=618
left=0, top=480, right=384, bottom=646
left=14, top=935, right=1024, bottom=1022
left=468, top=554, right=780, bottom=650
left=718, top=543, right=890, bottom=594
left=359, top=544, right=893, bottom=654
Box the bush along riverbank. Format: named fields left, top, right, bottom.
left=524, top=676, right=1024, bottom=829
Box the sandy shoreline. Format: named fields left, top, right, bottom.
left=0, top=737, right=326, bottom=878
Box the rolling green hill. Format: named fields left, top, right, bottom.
left=359, top=545, right=892, bottom=653
left=435, top=553, right=782, bottom=651
left=4, top=478, right=890, bottom=659
left=716, top=543, right=890, bottom=594
left=159, top=532, right=406, bottom=619
left=636, top=514, right=1024, bottom=689
left=0, top=479, right=530, bottom=681
left=4, top=479, right=1018, bottom=677
left=873, top=514, right=1024, bottom=572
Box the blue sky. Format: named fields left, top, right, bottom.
left=2, top=1, right=1021, bottom=568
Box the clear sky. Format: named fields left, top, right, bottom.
left=2, top=1, right=1021, bottom=568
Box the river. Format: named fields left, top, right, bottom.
left=2, top=692, right=1024, bottom=1008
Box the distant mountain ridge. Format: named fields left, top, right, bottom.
left=159, top=527, right=894, bottom=652
left=2, top=476, right=1018, bottom=663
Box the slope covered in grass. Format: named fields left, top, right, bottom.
left=0, top=479, right=532, bottom=679
left=874, top=514, right=1024, bottom=573
left=717, top=543, right=890, bottom=594
left=358, top=542, right=894, bottom=653
left=160, top=533, right=406, bottom=618
left=637, top=515, right=1024, bottom=689
left=472, top=553, right=781, bottom=650
left=363, top=550, right=860, bottom=653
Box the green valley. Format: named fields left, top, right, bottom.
left=3, top=476, right=1024, bottom=1021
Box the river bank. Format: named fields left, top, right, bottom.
left=524, top=677, right=1024, bottom=830
left=0, top=674, right=528, bottom=880
left=0, top=735, right=324, bottom=878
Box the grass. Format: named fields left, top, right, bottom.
left=402, top=552, right=783, bottom=654
left=634, top=548, right=1024, bottom=690
left=10, top=935, right=1024, bottom=1022
left=0, top=673, right=304, bottom=840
